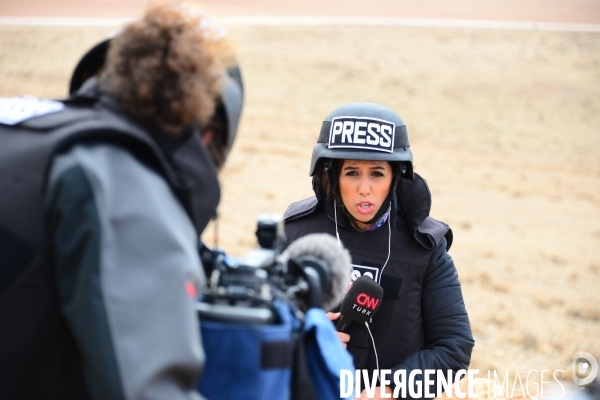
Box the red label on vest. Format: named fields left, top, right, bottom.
left=356, top=292, right=380, bottom=310
left=185, top=281, right=197, bottom=299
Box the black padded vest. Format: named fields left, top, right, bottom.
left=283, top=173, right=451, bottom=372
left=0, top=94, right=220, bottom=398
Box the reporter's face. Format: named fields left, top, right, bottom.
left=338, top=160, right=393, bottom=230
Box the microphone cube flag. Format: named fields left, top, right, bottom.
left=340, top=275, right=384, bottom=324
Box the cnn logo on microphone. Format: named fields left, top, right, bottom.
left=352, top=293, right=380, bottom=316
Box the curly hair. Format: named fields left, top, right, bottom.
left=97, top=2, right=226, bottom=137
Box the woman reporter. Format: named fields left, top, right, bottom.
left=283, top=103, right=474, bottom=399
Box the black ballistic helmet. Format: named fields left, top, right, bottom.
left=68, top=36, right=244, bottom=166
left=68, top=38, right=112, bottom=96
left=310, top=102, right=414, bottom=231
left=310, top=102, right=413, bottom=180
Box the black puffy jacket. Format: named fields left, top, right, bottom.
left=283, top=173, right=474, bottom=398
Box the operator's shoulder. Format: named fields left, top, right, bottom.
left=54, top=141, right=143, bottom=170
left=283, top=196, right=319, bottom=223
left=48, top=142, right=156, bottom=197
left=46, top=141, right=189, bottom=234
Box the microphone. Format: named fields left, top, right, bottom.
left=336, top=275, right=384, bottom=332
left=284, top=233, right=351, bottom=311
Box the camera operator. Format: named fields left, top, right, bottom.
left=0, top=3, right=242, bottom=399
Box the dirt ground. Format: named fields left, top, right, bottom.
left=1, top=1, right=599, bottom=396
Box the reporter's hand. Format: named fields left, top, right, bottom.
left=326, top=312, right=350, bottom=348
left=359, top=386, right=393, bottom=399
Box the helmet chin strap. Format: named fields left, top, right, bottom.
left=390, top=169, right=401, bottom=231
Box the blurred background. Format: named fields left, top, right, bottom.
left=1, top=0, right=599, bottom=396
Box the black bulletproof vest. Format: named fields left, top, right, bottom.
left=283, top=174, right=451, bottom=373
left=0, top=95, right=220, bottom=398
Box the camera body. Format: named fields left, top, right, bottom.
left=196, top=216, right=354, bottom=399
left=198, top=214, right=313, bottom=324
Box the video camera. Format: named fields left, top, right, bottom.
left=195, top=215, right=353, bottom=399
left=197, top=214, right=335, bottom=324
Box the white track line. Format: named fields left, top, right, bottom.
left=0, top=16, right=599, bottom=32
left=220, top=16, right=600, bottom=32
left=0, top=17, right=132, bottom=26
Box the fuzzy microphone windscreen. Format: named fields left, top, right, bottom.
left=284, top=233, right=351, bottom=311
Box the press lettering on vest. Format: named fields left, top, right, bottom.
left=351, top=264, right=379, bottom=283
left=0, top=96, right=65, bottom=126
left=328, top=116, right=395, bottom=153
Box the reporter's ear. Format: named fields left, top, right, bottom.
left=201, top=126, right=226, bottom=171
left=201, top=129, right=215, bottom=146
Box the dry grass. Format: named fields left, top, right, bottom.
left=1, top=23, right=599, bottom=391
